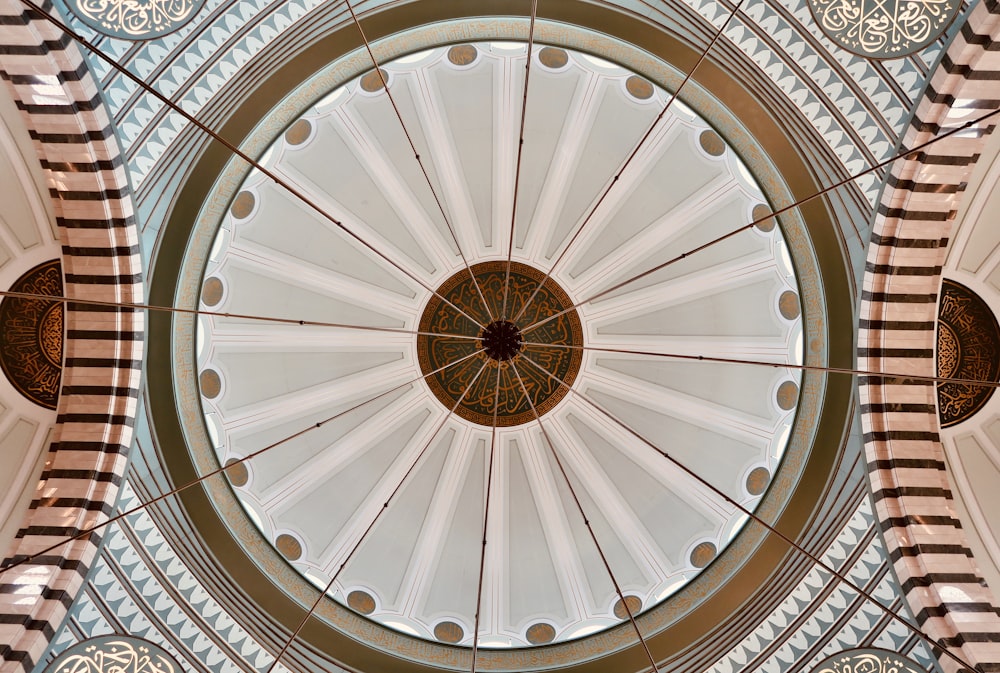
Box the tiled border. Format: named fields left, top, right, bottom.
left=0, top=1, right=143, bottom=671
left=859, top=0, right=1000, bottom=670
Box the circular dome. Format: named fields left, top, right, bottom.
left=187, top=42, right=807, bottom=649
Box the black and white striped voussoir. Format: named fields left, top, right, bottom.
left=860, top=1, right=1000, bottom=671
left=0, top=1, right=143, bottom=671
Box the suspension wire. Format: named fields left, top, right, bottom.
left=514, top=352, right=978, bottom=673
left=509, top=362, right=660, bottom=673
left=470, top=365, right=502, bottom=673
left=342, top=0, right=495, bottom=324
left=520, top=340, right=1000, bottom=389
left=263, top=357, right=490, bottom=673
left=0, top=349, right=484, bottom=577
left=12, top=1, right=989, bottom=667
left=500, top=0, right=540, bottom=320
left=0, top=288, right=483, bottom=341
left=520, top=103, right=1000, bottom=337
left=15, top=0, right=487, bottom=334
left=510, top=0, right=747, bottom=325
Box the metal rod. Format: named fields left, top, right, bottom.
left=342, top=0, right=495, bottom=324
left=515, top=352, right=978, bottom=673
left=520, top=104, right=1000, bottom=336
left=15, top=0, right=486, bottom=334
left=509, top=361, right=660, bottom=673
left=470, top=364, right=502, bottom=672
left=0, top=288, right=483, bottom=341
left=500, top=0, right=540, bottom=321
left=520, top=340, right=1000, bottom=389
left=0, top=350, right=484, bottom=576
left=510, top=0, right=748, bottom=324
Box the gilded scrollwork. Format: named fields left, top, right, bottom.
left=936, top=279, right=1000, bottom=428
left=47, top=636, right=181, bottom=673
left=0, top=260, right=63, bottom=409
left=807, top=0, right=959, bottom=58
left=68, top=0, right=203, bottom=39
left=417, top=262, right=583, bottom=427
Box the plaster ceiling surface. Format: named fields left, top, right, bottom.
left=935, top=124, right=1000, bottom=596
left=193, top=42, right=805, bottom=648
left=0, top=76, right=62, bottom=556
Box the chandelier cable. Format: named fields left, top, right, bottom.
left=520, top=340, right=1000, bottom=389
left=516, top=352, right=978, bottom=673
left=520, top=103, right=1000, bottom=336
left=342, top=0, right=496, bottom=324
left=0, top=288, right=483, bottom=341
left=510, top=0, right=749, bottom=325
left=470, top=365, right=502, bottom=673
left=0, top=350, right=483, bottom=577
left=510, top=362, right=661, bottom=673
left=500, top=0, right=540, bottom=321
left=262, top=358, right=489, bottom=673
left=15, top=0, right=487, bottom=333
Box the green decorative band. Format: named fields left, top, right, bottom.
left=417, top=261, right=583, bottom=427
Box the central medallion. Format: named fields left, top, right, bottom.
left=417, top=261, right=583, bottom=427
left=481, top=320, right=523, bottom=361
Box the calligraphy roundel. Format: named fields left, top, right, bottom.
left=46, top=635, right=183, bottom=673
left=65, top=0, right=206, bottom=39
left=0, top=260, right=64, bottom=409
left=936, top=279, right=1000, bottom=428
left=806, top=0, right=961, bottom=58
left=417, top=261, right=584, bottom=427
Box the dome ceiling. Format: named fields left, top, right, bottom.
left=192, top=42, right=805, bottom=648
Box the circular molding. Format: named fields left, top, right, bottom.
left=689, top=541, right=718, bottom=568
left=624, top=75, right=654, bottom=100
left=434, top=621, right=465, bottom=644
left=285, top=119, right=313, bottom=146
left=612, top=595, right=642, bottom=620
left=417, top=261, right=583, bottom=427
left=224, top=459, right=249, bottom=487
left=448, top=44, right=479, bottom=66
left=538, top=46, right=569, bottom=69
left=148, top=11, right=855, bottom=673
left=347, top=590, right=377, bottom=615
left=525, top=622, right=556, bottom=644
left=745, top=466, right=771, bottom=496
left=199, top=369, right=222, bottom=399
left=230, top=191, right=256, bottom=220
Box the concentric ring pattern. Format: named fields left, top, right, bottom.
left=195, top=42, right=804, bottom=648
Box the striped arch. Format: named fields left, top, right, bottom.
left=0, top=1, right=143, bottom=672
left=860, top=0, right=1000, bottom=671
